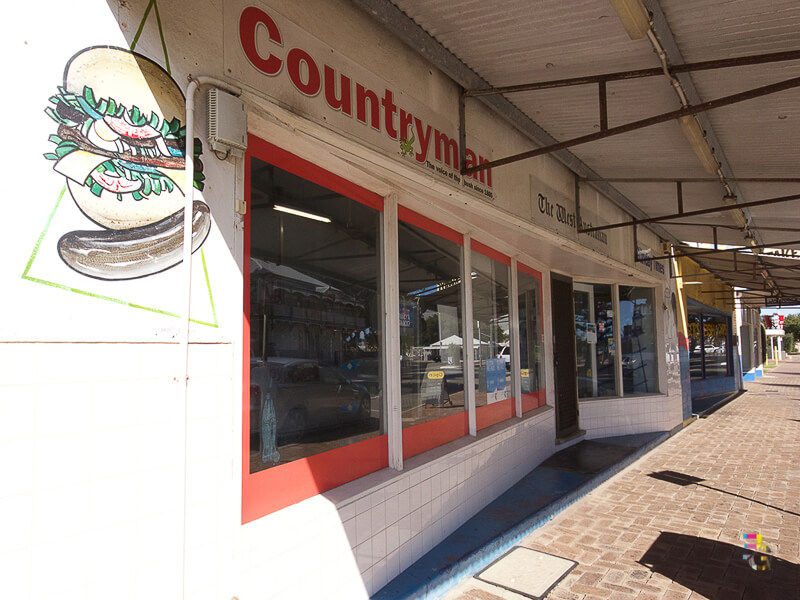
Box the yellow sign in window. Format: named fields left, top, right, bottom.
left=427, top=371, right=445, bottom=380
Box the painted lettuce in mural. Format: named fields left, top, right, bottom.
left=44, top=46, right=210, bottom=280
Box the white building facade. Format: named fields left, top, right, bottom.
left=2, top=1, right=686, bottom=598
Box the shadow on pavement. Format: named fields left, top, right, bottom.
left=639, top=532, right=799, bottom=600
left=648, top=471, right=800, bottom=518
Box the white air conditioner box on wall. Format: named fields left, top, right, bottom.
left=208, top=88, right=247, bottom=156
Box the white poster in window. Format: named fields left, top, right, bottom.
left=587, top=323, right=597, bottom=344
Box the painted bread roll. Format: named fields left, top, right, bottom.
left=57, top=201, right=211, bottom=280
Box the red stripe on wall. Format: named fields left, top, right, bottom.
left=678, top=332, right=690, bottom=351
left=471, top=239, right=510, bottom=266
left=517, top=261, right=542, bottom=281
left=402, top=411, right=469, bottom=460
left=476, top=398, right=515, bottom=430
left=398, top=206, right=463, bottom=246
left=521, top=389, right=546, bottom=413
left=246, top=134, right=384, bottom=212
left=242, top=435, right=389, bottom=524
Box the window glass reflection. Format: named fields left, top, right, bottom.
left=397, top=217, right=465, bottom=451
left=620, top=286, right=658, bottom=394
left=688, top=311, right=731, bottom=379
left=517, top=267, right=544, bottom=412
left=688, top=313, right=703, bottom=379
left=471, top=250, right=511, bottom=413
left=248, top=157, right=382, bottom=474
left=703, top=314, right=730, bottom=377
left=574, top=283, right=617, bottom=398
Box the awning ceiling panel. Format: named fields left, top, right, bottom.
left=362, top=0, right=800, bottom=306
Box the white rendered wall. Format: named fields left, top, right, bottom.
left=1, top=0, right=684, bottom=599
left=0, top=342, right=236, bottom=600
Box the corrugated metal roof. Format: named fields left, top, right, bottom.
left=377, top=0, right=800, bottom=304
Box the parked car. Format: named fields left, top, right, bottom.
left=251, top=357, right=371, bottom=446
left=498, top=345, right=511, bottom=370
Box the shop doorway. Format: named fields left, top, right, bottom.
left=551, top=274, right=579, bottom=438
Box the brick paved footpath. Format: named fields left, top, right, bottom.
left=445, top=360, right=800, bottom=600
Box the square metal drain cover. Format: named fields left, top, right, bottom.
left=475, top=546, right=577, bottom=600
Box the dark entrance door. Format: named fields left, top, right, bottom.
left=551, top=273, right=579, bottom=438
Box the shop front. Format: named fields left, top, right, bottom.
left=4, top=0, right=686, bottom=598
left=736, top=304, right=764, bottom=381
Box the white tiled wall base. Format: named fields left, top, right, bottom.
left=241, top=407, right=557, bottom=599
left=579, top=393, right=684, bottom=439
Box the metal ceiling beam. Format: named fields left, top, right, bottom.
left=348, top=0, right=679, bottom=244
left=667, top=238, right=800, bottom=260
left=641, top=0, right=762, bottom=247
left=582, top=192, right=800, bottom=234
left=465, top=49, right=800, bottom=97
left=652, top=240, right=800, bottom=262
left=461, top=76, right=800, bottom=176
left=583, top=178, right=800, bottom=183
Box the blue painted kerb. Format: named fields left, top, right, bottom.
left=373, top=431, right=669, bottom=600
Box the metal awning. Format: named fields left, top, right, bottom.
left=353, top=0, right=800, bottom=307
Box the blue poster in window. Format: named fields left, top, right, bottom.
left=399, top=304, right=415, bottom=329
left=486, top=358, right=506, bottom=403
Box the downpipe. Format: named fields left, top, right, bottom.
left=180, top=75, right=242, bottom=598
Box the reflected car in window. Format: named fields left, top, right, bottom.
left=251, top=357, right=371, bottom=446
left=498, top=345, right=511, bottom=371
left=339, top=357, right=380, bottom=396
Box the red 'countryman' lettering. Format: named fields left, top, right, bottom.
left=381, top=89, right=398, bottom=140
left=465, top=149, right=493, bottom=186
left=413, top=118, right=432, bottom=163
left=356, top=84, right=380, bottom=130
left=434, top=129, right=458, bottom=170
left=238, top=7, right=494, bottom=190
left=399, top=109, right=414, bottom=142
left=287, top=48, right=321, bottom=96
left=240, top=7, right=283, bottom=76
left=324, top=65, right=352, bottom=116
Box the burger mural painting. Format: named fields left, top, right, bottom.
left=43, top=46, right=210, bottom=280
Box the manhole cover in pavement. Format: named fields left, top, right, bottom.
left=475, top=546, right=577, bottom=600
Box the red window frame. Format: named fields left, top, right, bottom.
left=517, top=261, right=546, bottom=413
left=397, top=206, right=469, bottom=459
left=242, top=135, right=387, bottom=523
left=470, top=240, right=515, bottom=430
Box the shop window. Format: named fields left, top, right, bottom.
left=243, top=136, right=386, bottom=521
left=741, top=324, right=752, bottom=373
left=517, top=263, right=545, bottom=412
left=688, top=311, right=732, bottom=379
left=397, top=207, right=467, bottom=458
left=703, top=315, right=730, bottom=377
left=574, top=283, right=617, bottom=398
left=688, top=313, right=703, bottom=379
left=471, top=241, right=514, bottom=429
left=619, top=286, right=659, bottom=394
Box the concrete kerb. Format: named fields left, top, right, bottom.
left=417, top=431, right=671, bottom=600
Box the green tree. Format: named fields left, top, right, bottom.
left=783, top=313, right=800, bottom=337
left=782, top=313, right=800, bottom=353
left=784, top=332, right=795, bottom=353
